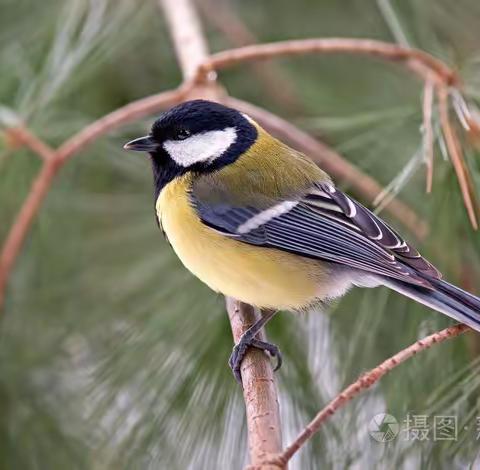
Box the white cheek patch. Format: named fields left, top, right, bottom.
left=163, top=127, right=237, bottom=167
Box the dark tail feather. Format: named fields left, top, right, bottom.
left=383, top=278, right=480, bottom=332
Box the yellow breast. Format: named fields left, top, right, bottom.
left=156, top=174, right=328, bottom=310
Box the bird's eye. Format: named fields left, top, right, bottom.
left=175, top=128, right=191, bottom=140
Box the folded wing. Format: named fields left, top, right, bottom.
left=191, top=181, right=440, bottom=288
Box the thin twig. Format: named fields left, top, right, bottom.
left=197, top=38, right=458, bottom=85
left=437, top=86, right=478, bottom=229
left=225, top=96, right=428, bottom=240
left=270, top=324, right=469, bottom=466
left=201, top=39, right=480, bottom=230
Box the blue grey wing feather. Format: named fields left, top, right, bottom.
left=314, top=183, right=441, bottom=278
left=190, top=182, right=440, bottom=287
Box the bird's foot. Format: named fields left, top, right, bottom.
left=229, top=335, right=282, bottom=384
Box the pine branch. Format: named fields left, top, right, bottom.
left=267, top=324, right=469, bottom=467
left=226, top=300, right=284, bottom=470
left=197, top=38, right=457, bottom=85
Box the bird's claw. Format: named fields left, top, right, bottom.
left=229, top=336, right=282, bottom=385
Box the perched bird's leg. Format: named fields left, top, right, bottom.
left=229, top=309, right=281, bottom=384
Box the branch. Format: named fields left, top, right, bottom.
left=160, top=0, right=211, bottom=81
left=197, top=38, right=458, bottom=85
left=269, top=324, right=469, bottom=466
left=227, top=299, right=284, bottom=470
left=0, top=87, right=185, bottom=310
left=224, top=97, right=428, bottom=239
left=0, top=160, right=58, bottom=308
left=56, top=87, right=188, bottom=164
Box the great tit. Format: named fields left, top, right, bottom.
left=125, top=99, right=480, bottom=383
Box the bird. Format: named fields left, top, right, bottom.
left=124, top=99, right=480, bottom=383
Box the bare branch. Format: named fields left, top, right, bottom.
left=0, top=160, right=59, bottom=308
left=56, top=87, right=188, bottom=164
left=272, top=324, right=469, bottom=465
left=0, top=88, right=185, bottom=311
left=225, top=97, right=428, bottom=240
left=198, top=38, right=458, bottom=85
left=226, top=299, right=284, bottom=470
left=159, top=0, right=211, bottom=81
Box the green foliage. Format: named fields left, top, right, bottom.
left=1, top=0, right=480, bottom=468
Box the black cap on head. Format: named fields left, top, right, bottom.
left=151, top=100, right=250, bottom=140
left=124, top=100, right=258, bottom=195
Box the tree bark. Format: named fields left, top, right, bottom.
left=226, top=299, right=284, bottom=469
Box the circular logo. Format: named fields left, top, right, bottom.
left=368, top=413, right=399, bottom=442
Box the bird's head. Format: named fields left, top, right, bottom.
left=124, top=100, right=258, bottom=191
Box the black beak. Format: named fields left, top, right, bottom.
left=123, top=136, right=159, bottom=152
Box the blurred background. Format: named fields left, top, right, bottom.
left=1, top=0, right=480, bottom=468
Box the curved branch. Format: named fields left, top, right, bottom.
left=198, top=38, right=458, bottom=85
left=225, top=97, right=428, bottom=240
left=269, top=324, right=469, bottom=466
left=0, top=87, right=184, bottom=310
left=56, top=87, right=188, bottom=164
left=0, top=160, right=58, bottom=308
